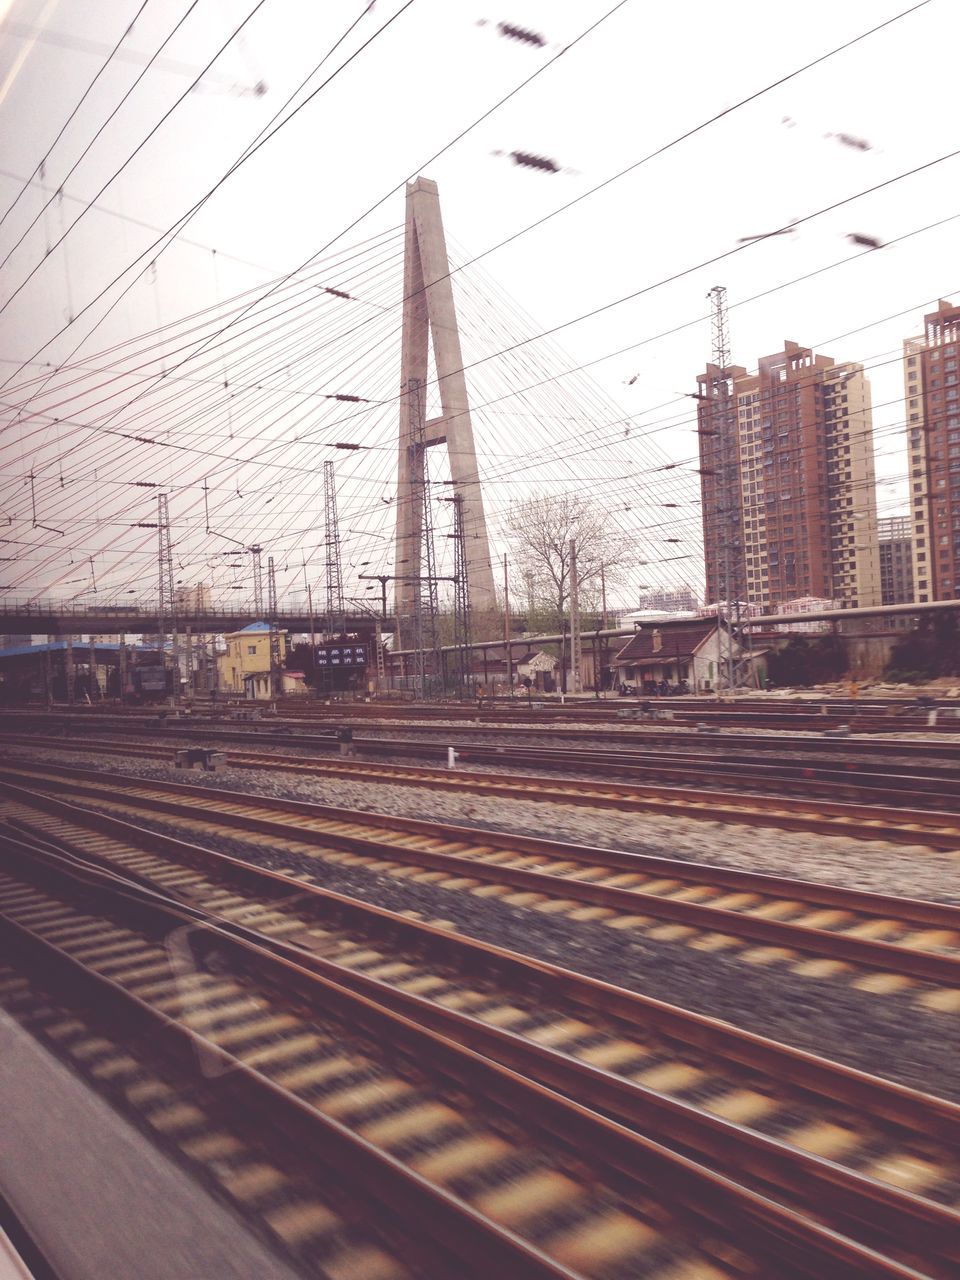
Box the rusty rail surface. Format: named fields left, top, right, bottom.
left=2, top=827, right=930, bottom=1280
left=2, top=763, right=959, bottom=987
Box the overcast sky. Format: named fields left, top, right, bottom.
left=0, top=0, right=957, bottom=611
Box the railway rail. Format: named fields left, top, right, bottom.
left=8, top=724, right=960, bottom=810
left=2, top=763, right=959, bottom=996
left=7, top=708, right=960, bottom=764
left=2, top=799, right=959, bottom=1277
left=0, top=959, right=422, bottom=1280
left=5, top=733, right=960, bottom=847
left=3, top=824, right=929, bottom=1280
left=265, top=698, right=960, bottom=735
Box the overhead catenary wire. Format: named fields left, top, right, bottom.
left=0, top=0, right=152, bottom=235
left=0, top=0, right=421, bottom=398
left=1, top=5, right=957, bottom=606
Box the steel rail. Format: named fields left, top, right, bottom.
left=2, top=765, right=960, bottom=986
left=7, top=708, right=960, bottom=758
left=0, top=827, right=938, bottom=1280
left=5, top=807, right=960, bottom=1276
left=3, top=739, right=960, bottom=848
left=7, top=727, right=960, bottom=811
left=2, top=831, right=928, bottom=1280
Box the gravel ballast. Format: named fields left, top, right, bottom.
left=10, top=745, right=959, bottom=902
left=5, top=746, right=960, bottom=1102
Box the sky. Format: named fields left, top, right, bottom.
left=0, top=0, right=957, bottom=615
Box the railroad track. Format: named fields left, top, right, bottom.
left=4, top=826, right=927, bottom=1280
left=7, top=726, right=960, bottom=813
left=0, top=959, right=423, bottom=1279
left=2, top=763, right=959, bottom=1003
left=9, top=709, right=960, bottom=761
left=266, top=697, right=960, bottom=732
left=6, top=734, right=960, bottom=847
left=2, top=800, right=958, bottom=1278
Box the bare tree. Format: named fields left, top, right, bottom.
left=503, top=492, right=628, bottom=618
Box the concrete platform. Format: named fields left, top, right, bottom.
left=0, top=1012, right=300, bottom=1280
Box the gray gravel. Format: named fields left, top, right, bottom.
left=6, top=746, right=960, bottom=1102
left=11, top=745, right=960, bottom=903
left=17, top=776, right=960, bottom=1102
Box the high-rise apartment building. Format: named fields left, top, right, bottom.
left=698, top=340, right=882, bottom=612
left=637, top=584, right=698, bottom=614
left=174, top=582, right=211, bottom=613
left=877, top=515, right=914, bottom=605
left=903, top=299, right=960, bottom=602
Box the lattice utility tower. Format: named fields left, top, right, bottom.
left=411, top=379, right=440, bottom=696
left=444, top=493, right=471, bottom=696
left=705, top=286, right=752, bottom=691
left=157, top=492, right=178, bottom=698
left=395, top=178, right=496, bottom=621
left=323, top=459, right=344, bottom=631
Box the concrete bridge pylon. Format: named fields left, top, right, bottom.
left=394, top=178, right=496, bottom=619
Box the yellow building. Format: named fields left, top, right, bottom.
left=217, top=622, right=287, bottom=698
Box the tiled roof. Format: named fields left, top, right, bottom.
left=613, top=619, right=717, bottom=664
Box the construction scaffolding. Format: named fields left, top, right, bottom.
left=706, top=285, right=753, bottom=692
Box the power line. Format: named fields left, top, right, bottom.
left=0, top=0, right=152, bottom=235
left=0, top=0, right=420, bottom=398
left=0, top=0, right=261, bottom=311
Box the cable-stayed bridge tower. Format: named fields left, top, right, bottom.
left=394, top=178, right=496, bottom=619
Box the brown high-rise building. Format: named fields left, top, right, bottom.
left=902, top=299, right=960, bottom=602
left=697, top=340, right=881, bottom=612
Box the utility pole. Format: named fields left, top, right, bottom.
left=44, top=636, right=53, bottom=706
left=600, top=564, right=608, bottom=630
left=267, top=554, right=281, bottom=699
left=65, top=635, right=75, bottom=705
left=119, top=633, right=127, bottom=703
left=157, top=492, right=178, bottom=703
left=88, top=636, right=98, bottom=701
left=323, top=460, right=344, bottom=634
left=250, top=545, right=264, bottom=617
left=374, top=619, right=385, bottom=692
left=503, top=554, right=512, bottom=693
left=184, top=624, right=193, bottom=700
left=358, top=574, right=390, bottom=622
left=302, top=558, right=317, bottom=661
left=569, top=538, right=582, bottom=695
